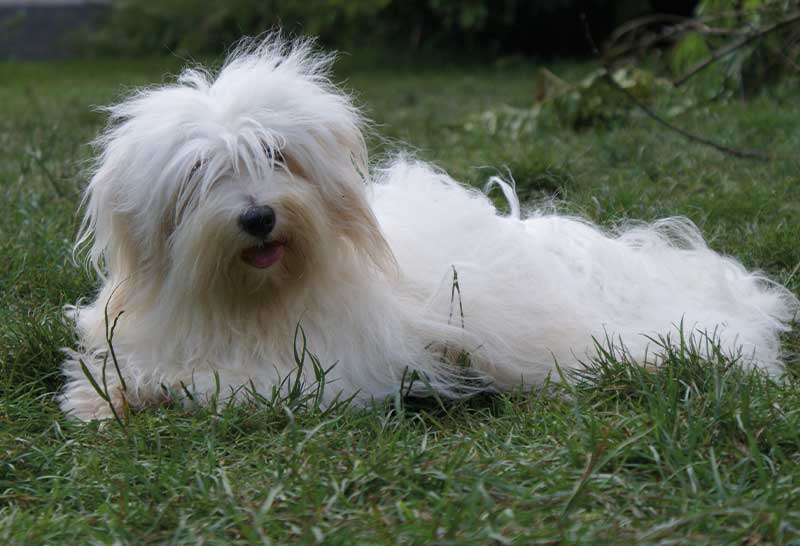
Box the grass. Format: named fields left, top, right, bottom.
left=1, top=54, right=800, bottom=544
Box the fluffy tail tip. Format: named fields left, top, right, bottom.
left=483, top=175, right=521, bottom=220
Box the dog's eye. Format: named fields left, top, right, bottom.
left=188, top=160, right=204, bottom=180
left=262, top=142, right=285, bottom=167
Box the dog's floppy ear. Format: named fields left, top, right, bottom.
left=319, top=125, right=398, bottom=275
left=75, top=145, right=143, bottom=286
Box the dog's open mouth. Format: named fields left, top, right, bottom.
left=241, top=241, right=285, bottom=268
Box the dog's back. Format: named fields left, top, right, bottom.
left=372, top=159, right=798, bottom=383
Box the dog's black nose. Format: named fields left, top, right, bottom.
left=238, top=205, right=276, bottom=238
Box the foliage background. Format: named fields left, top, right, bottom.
left=84, top=0, right=697, bottom=58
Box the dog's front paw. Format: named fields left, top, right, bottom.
left=59, top=378, right=126, bottom=421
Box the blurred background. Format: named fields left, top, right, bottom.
left=1, top=1, right=799, bottom=211
left=1, top=0, right=700, bottom=61
left=2, top=1, right=798, bottom=99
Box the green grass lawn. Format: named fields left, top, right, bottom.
left=1, top=56, right=800, bottom=544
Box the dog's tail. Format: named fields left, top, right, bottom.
left=483, top=175, right=520, bottom=220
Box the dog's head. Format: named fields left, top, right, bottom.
left=79, top=38, right=394, bottom=305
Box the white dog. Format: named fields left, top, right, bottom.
left=60, top=37, right=798, bottom=420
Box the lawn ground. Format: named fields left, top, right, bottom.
left=1, top=55, right=800, bottom=544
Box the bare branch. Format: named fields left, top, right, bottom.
left=581, top=13, right=770, bottom=162
left=674, top=12, right=800, bottom=87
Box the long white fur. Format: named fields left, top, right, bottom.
left=59, top=37, right=799, bottom=420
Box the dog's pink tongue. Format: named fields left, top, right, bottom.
left=242, top=242, right=284, bottom=268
